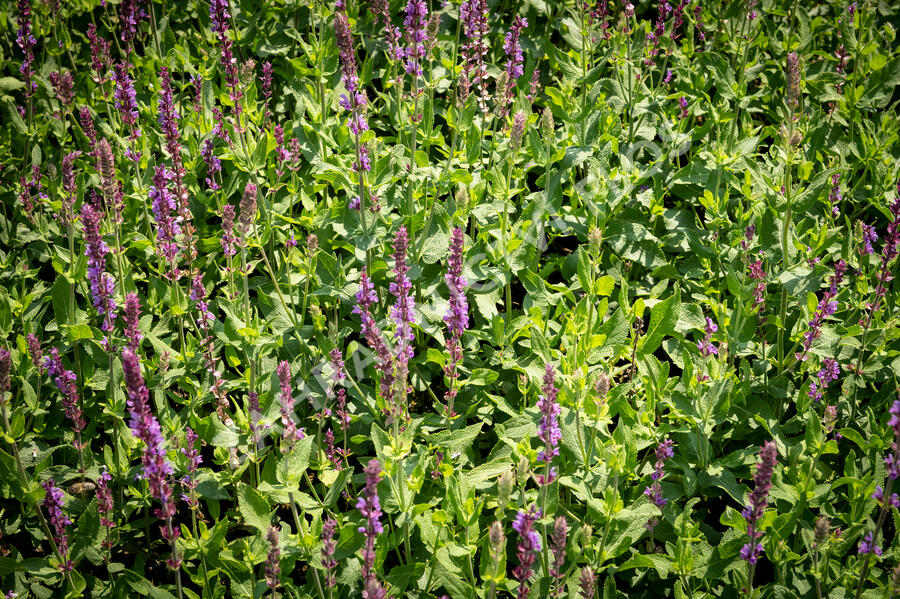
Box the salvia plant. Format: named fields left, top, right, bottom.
left=0, top=0, right=899, bottom=598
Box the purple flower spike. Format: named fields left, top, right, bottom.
left=357, top=459, right=387, bottom=599
left=354, top=269, right=396, bottom=411
left=44, top=348, right=86, bottom=440
left=390, top=227, right=416, bottom=377
left=124, top=292, right=143, bottom=353
left=97, top=467, right=115, bottom=533
left=41, top=480, right=73, bottom=571
left=740, top=441, right=777, bottom=565
left=535, top=364, right=561, bottom=486
left=644, top=438, right=675, bottom=510
left=403, top=0, right=429, bottom=78
left=459, top=0, right=489, bottom=107
left=265, top=526, right=281, bottom=590
left=322, top=517, right=338, bottom=588
left=512, top=505, right=542, bottom=599
left=82, top=201, right=118, bottom=334
left=697, top=317, right=718, bottom=357
left=277, top=360, right=305, bottom=450
left=122, top=349, right=178, bottom=544
left=149, top=165, right=180, bottom=268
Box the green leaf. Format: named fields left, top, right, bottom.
left=640, top=289, right=681, bottom=355
left=236, top=483, right=272, bottom=533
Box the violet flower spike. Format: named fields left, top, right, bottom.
left=512, top=505, right=542, bottom=599
left=443, top=227, right=469, bottom=414
left=97, top=467, right=115, bottom=533
left=180, top=427, right=201, bottom=509
left=42, top=480, right=73, bottom=571
left=122, top=348, right=182, bottom=568
left=403, top=0, right=429, bottom=78
left=697, top=317, right=717, bottom=357
left=265, top=526, right=281, bottom=591
left=354, top=269, right=396, bottom=410
left=322, top=517, right=338, bottom=589
left=740, top=441, right=777, bottom=565
left=124, top=292, right=143, bottom=353
left=25, top=333, right=43, bottom=375
left=644, top=438, right=675, bottom=510
left=357, top=459, right=387, bottom=599
left=459, top=0, right=489, bottom=108
left=15, top=0, right=37, bottom=98
left=277, top=360, right=304, bottom=450
left=82, top=202, right=118, bottom=336
left=389, top=226, right=416, bottom=376
left=150, top=166, right=181, bottom=271
left=536, top=364, right=561, bottom=486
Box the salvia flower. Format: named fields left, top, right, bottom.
left=872, top=485, right=900, bottom=509
left=43, top=349, right=86, bottom=441
left=536, top=364, right=561, bottom=485
left=502, top=16, right=528, bottom=114
left=265, top=526, right=281, bottom=591
left=884, top=400, right=900, bottom=480
left=740, top=441, right=777, bottom=564
left=443, top=227, right=469, bottom=411
left=42, top=480, right=73, bottom=571
left=697, top=317, right=718, bottom=357
left=96, top=138, right=124, bottom=221
left=112, top=61, right=142, bottom=160
left=863, top=186, right=900, bottom=327
left=97, top=467, right=115, bottom=533
left=149, top=167, right=181, bottom=271
left=124, top=292, right=143, bottom=353
left=829, top=173, right=842, bottom=216
left=49, top=71, right=75, bottom=106
left=334, top=11, right=371, bottom=175
left=25, top=334, right=43, bottom=375
left=512, top=505, right=542, bottom=599
left=808, top=357, right=839, bottom=402
left=83, top=201, right=118, bottom=335
left=15, top=0, right=37, bottom=98
left=59, top=151, right=81, bottom=225
left=322, top=517, right=338, bottom=589
left=390, top=227, right=416, bottom=390
left=861, top=223, right=878, bottom=255
left=220, top=204, right=236, bottom=257
left=201, top=139, right=222, bottom=190
left=123, top=348, right=182, bottom=567
left=86, top=24, right=111, bottom=83
left=354, top=269, right=396, bottom=410
left=579, top=566, right=597, bottom=599
left=786, top=52, right=801, bottom=110
left=644, top=438, right=675, bottom=509
left=858, top=531, right=882, bottom=556
left=158, top=66, right=184, bottom=178
left=357, top=459, right=386, bottom=598
left=210, top=0, right=243, bottom=120
left=180, top=427, right=201, bottom=510
left=118, top=0, right=148, bottom=48
left=277, top=360, right=304, bottom=449
left=550, top=516, right=568, bottom=585
left=238, top=182, right=257, bottom=238
left=403, top=0, right=429, bottom=78
left=459, top=0, right=489, bottom=107
left=80, top=107, right=98, bottom=156
left=797, top=261, right=846, bottom=361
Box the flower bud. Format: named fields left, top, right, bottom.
left=813, top=516, right=830, bottom=548
left=595, top=372, right=611, bottom=399
left=489, top=520, right=505, bottom=554
left=588, top=226, right=603, bottom=255
left=540, top=107, right=554, bottom=139
left=786, top=52, right=801, bottom=110
left=498, top=469, right=515, bottom=507
left=510, top=110, right=526, bottom=154
left=516, top=456, right=530, bottom=486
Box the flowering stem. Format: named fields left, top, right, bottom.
left=854, top=478, right=896, bottom=599
left=540, top=466, right=551, bottom=580
left=191, top=509, right=213, bottom=599
left=776, top=153, right=794, bottom=379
